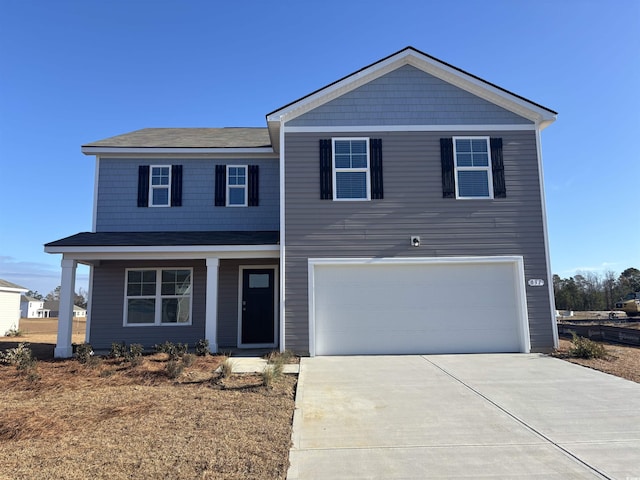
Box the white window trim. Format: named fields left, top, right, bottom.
left=453, top=136, right=494, bottom=199
left=226, top=165, right=248, bottom=207
left=332, top=137, right=371, bottom=201
left=149, top=165, right=172, bottom=207
left=123, top=267, right=193, bottom=327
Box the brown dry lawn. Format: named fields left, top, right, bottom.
left=554, top=337, right=640, bottom=383
left=0, top=319, right=296, bottom=480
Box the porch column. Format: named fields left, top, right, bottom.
left=55, top=258, right=77, bottom=358
left=205, top=258, right=220, bottom=353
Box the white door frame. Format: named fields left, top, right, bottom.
left=237, top=264, right=279, bottom=348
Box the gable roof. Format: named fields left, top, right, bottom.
left=266, top=46, right=557, bottom=146
left=0, top=279, right=28, bottom=293
left=82, top=128, right=272, bottom=154
left=21, top=295, right=42, bottom=303
left=43, top=301, right=85, bottom=312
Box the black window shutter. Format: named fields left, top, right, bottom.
left=248, top=165, right=259, bottom=206
left=490, top=138, right=506, bottom=198
left=370, top=139, right=384, bottom=199
left=319, top=139, right=332, bottom=200
left=171, top=165, right=183, bottom=206
left=137, top=165, right=149, bottom=207
left=215, top=165, right=226, bottom=206
left=440, top=138, right=455, bottom=198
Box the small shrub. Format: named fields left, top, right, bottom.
left=569, top=334, right=607, bottom=359
left=182, top=353, right=195, bottom=367
left=195, top=339, right=210, bottom=356
left=4, top=326, right=23, bottom=337
left=74, top=343, right=94, bottom=364
left=220, top=357, right=234, bottom=378
left=154, top=341, right=187, bottom=360
left=261, top=361, right=283, bottom=388
left=1, top=343, right=36, bottom=370
left=110, top=341, right=127, bottom=359
left=127, top=343, right=144, bottom=360
left=166, top=360, right=184, bottom=379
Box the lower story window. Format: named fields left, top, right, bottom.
left=125, top=268, right=192, bottom=326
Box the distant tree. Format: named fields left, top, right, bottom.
left=619, top=267, right=640, bottom=294
left=45, top=285, right=61, bottom=302
left=74, top=287, right=89, bottom=309
left=25, top=290, right=44, bottom=300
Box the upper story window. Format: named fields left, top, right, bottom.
left=150, top=166, right=171, bottom=207
left=227, top=165, right=247, bottom=207
left=332, top=138, right=370, bottom=201
left=453, top=137, right=493, bottom=199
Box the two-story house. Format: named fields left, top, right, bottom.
left=46, top=47, right=558, bottom=358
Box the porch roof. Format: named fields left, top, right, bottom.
left=45, top=231, right=280, bottom=248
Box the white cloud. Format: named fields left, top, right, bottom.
left=0, top=256, right=89, bottom=295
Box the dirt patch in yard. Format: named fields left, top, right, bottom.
left=0, top=321, right=297, bottom=480
left=554, top=337, right=640, bottom=383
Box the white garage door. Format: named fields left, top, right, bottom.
left=309, top=257, right=529, bottom=355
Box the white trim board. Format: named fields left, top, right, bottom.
left=284, top=124, right=536, bottom=133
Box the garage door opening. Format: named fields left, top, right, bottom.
left=308, top=256, right=530, bottom=356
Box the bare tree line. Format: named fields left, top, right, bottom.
left=553, top=267, right=640, bottom=311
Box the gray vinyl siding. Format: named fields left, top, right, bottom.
left=95, top=157, right=279, bottom=232
left=283, top=130, right=554, bottom=354
left=88, top=260, right=206, bottom=351
left=88, top=258, right=278, bottom=351
left=288, top=65, right=533, bottom=127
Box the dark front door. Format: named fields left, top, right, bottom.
left=241, top=268, right=275, bottom=346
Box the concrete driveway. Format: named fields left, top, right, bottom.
left=287, top=354, right=640, bottom=479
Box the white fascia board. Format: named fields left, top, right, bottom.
left=0, top=286, right=29, bottom=293
left=81, top=147, right=275, bottom=156
left=267, top=49, right=555, bottom=128
left=44, top=244, right=279, bottom=257
left=284, top=124, right=536, bottom=133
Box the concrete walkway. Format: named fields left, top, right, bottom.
left=287, top=354, right=640, bottom=479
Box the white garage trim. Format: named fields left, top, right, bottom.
left=308, top=256, right=530, bottom=356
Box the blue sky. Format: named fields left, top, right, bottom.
left=1, top=0, right=638, bottom=296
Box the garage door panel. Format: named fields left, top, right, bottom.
left=312, top=259, right=528, bottom=355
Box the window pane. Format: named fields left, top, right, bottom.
left=336, top=172, right=367, bottom=199
left=472, top=153, right=489, bottom=167
left=127, top=299, right=156, bottom=324
left=249, top=274, right=270, bottom=288
left=335, top=154, right=351, bottom=169
left=458, top=171, right=490, bottom=197
left=351, top=153, right=367, bottom=168
left=151, top=167, right=170, bottom=185
left=127, top=270, right=156, bottom=296
left=471, top=139, right=488, bottom=153
left=161, top=297, right=190, bottom=323
left=162, top=269, right=191, bottom=295
left=229, top=187, right=246, bottom=205
left=334, top=141, right=351, bottom=155
left=152, top=188, right=169, bottom=205
left=228, top=167, right=246, bottom=186
left=455, top=139, right=471, bottom=153
left=350, top=140, right=367, bottom=154
left=456, top=153, right=473, bottom=167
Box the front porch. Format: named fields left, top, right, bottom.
left=44, top=231, right=280, bottom=358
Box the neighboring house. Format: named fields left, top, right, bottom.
left=43, top=301, right=87, bottom=318
left=0, top=279, right=28, bottom=335
left=20, top=296, right=50, bottom=318
left=45, top=46, right=558, bottom=358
